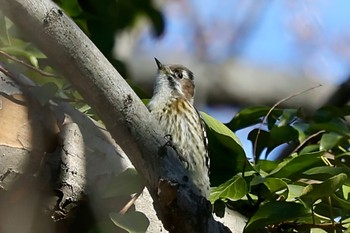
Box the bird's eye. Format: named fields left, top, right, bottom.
left=177, top=72, right=183, bottom=79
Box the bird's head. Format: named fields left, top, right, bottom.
left=153, top=58, right=195, bottom=103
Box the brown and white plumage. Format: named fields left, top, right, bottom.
left=147, top=58, right=210, bottom=197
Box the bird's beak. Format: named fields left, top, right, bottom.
left=154, top=57, right=163, bottom=70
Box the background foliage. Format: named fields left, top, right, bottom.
left=205, top=105, right=350, bottom=233
left=1, top=1, right=350, bottom=232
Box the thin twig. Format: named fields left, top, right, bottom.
left=0, top=64, right=12, bottom=78
left=0, top=50, right=61, bottom=78
left=275, top=221, right=343, bottom=232
left=119, top=191, right=143, bottom=215
left=291, top=130, right=326, bottom=154
left=328, top=196, right=335, bottom=233
left=253, top=84, right=322, bottom=163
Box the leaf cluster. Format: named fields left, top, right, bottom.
left=204, top=106, right=350, bottom=233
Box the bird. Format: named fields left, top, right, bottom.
left=147, top=58, right=210, bottom=198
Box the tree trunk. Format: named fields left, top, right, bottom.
left=0, top=0, right=233, bottom=232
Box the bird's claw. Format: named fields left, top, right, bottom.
left=162, top=134, right=188, bottom=168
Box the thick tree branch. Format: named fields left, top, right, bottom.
left=0, top=0, right=231, bottom=232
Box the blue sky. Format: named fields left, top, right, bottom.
left=240, top=0, right=350, bottom=83
left=139, top=0, right=350, bottom=83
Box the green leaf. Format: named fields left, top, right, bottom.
left=299, top=144, right=320, bottom=155
left=1, top=45, right=45, bottom=67
left=310, top=118, right=349, bottom=135
left=141, top=99, right=149, bottom=105
left=345, top=225, right=350, bottom=233
left=269, top=125, right=298, bottom=144
left=201, top=111, right=243, bottom=148
left=263, top=178, right=288, bottom=195
left=303, top=166, right=350, bottom=182
left=320, top=132, right=343, bottom=151
left=292, top=123, right=308, bottom=143
left=248, top=126, right=298, bottom=160
left=28, top=55, right=38, bottom=68
left=313, top=106, right=350, bottom=122
left=1, top=45, right=31, bottom=56
left=0, top=14, right=9, bottom=45
left=209, top=174, right=249, bottom=203
left=256, top=160, right=279, bottom=173
left=268, top=151, right=324, bottom=179
left=342, top=184, right=350, bottom=200
left=247, top=128, right=269, bottom=158
left=244, top=202, right=310, bottom=233
left=212, top=199, right=226, bottom=218
left=331, top=193, right=350, bottom=211
left=201, top=111, right=252, bottom=184
left=250, top=175, right=266, bottom=186
left=300, top=173, right=347, bottom=205
left=250, top=177, right=289, bottom=200
left=311, top=229, right=328, bottom=233
left=313, top=199, right=345, bottom=219
left=286, top=184, right=305, bottom=201
left=266, top=125, right=298, bottom=155
left=278, top=108, right=298, bottom=127
left=77, top=104, right=91, bottom=113
left=227, top=106, right=282, bottom=131
left=110, top=211, right=149, bottom=233
left=103, top=168, right=144, bottom=198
